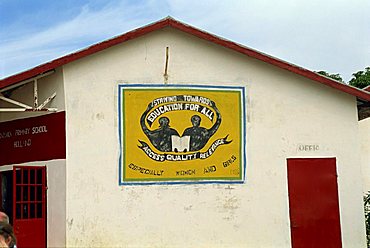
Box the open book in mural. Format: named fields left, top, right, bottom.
left=118, top=85, right=245, bottom=184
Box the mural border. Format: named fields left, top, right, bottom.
left=118, top=84, right=246, bottom=185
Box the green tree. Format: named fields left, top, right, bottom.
left=316, top=71, right=344, bottom=82
left=364, top=191, right=370, bottom=247
left=349, top=67, right=370, bottom=89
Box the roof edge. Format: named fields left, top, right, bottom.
left=166, top=18, right=370, bottom=102
left=0, top=17, right=171, bottom=88
left=1, top=17, right=370, bottom=102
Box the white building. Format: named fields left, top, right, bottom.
left=360, top=85, right=370, bottom=193
left=0, top=17, right=369, bottom=247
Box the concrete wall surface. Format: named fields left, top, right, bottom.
left=61, top=27, right=366, bottom=247
left=360, top=118, right=370, bottom=193
left=0, top=160, right=66, bottom=247
left=0, top=67, right=67, bottom=247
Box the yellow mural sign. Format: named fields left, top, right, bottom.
left=118, top=85, right=246, bottom=185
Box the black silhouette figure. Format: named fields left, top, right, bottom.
left=141, top=109, right=179, bottom=152
left=182, top=103, right=221, bottom=151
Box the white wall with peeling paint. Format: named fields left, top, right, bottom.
left=57, top=27, right=366, bottom=247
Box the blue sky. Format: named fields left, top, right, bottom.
left=1, top=0, right=369, bottom=81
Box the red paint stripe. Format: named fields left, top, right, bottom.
left=168, top=19, right=370, bottom=101
left=0, top=18, right=170, bottom=89
left=1, top=17, right=369, bottom=102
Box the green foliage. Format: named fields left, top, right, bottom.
left=349, top=67, right=370, bottom=89
left=317, top=67, right=370, bottom=89
left=316, top=71, right=344, bottom=82
left=364, top=191, right=370, bottom=247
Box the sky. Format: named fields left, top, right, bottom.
left=0, top=0, right=369, bottom=82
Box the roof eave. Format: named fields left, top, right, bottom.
left=1, top=16, right=369, bottom=102
left=0, top=17, right=172, bottom=89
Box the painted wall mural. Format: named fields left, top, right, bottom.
left=118, top=85, right=246, bottom=185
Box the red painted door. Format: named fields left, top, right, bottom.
left=13, top=166, right=46, bottom=248
left=287, top=158, right=342, bottom=248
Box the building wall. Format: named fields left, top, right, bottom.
left=0, top=160, right=66, bottom=247
left=360, top=118, right=370, bottom=192
left=0, top=68, right=67, bottom=246
left=62, top=27, right=366, bottom=247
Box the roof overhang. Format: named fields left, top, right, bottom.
left=1, top=17, right=370, bottom=102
